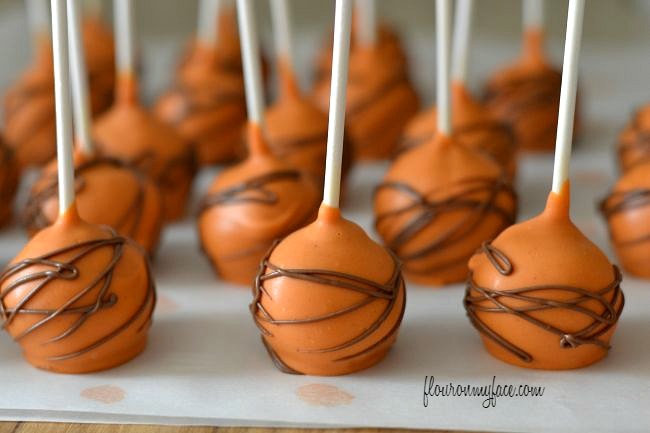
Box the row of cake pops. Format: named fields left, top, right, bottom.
left=0, top=0, right=625, bottom=377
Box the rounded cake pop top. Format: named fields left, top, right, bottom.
left=616, top=104, right=650, bottom=173
left=374, top=133, right=517, bottom=286
left=155, top=43, right=247, bottom=166
left=600, top=159, right=650, bottom=278
left=0, top=207, right=156, bottom=373
left=0, top=136, right=20, bottom=228
left=312, top=30, right=420, bottom=160
left=265, top=64, right=353, bottom=185
left=3, top=26, right=115, bottom=169
left=251, top=204, right=406, bottom=376
left=400, top=82, right=517, bottom=178
left=197, top=123, right=320, bottom=285
left=484, top=30, right=579, bottom=153
left=465, top=183, right=624, bottom=369
left=23, top=152, right=163, bottom=256
left=94, top=76, right=196, bottom=222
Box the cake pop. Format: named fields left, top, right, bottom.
left=1, top=0, right=155, bottom=374
left=265, top=0, right=352, bottom=185
left=599, top=160, right=650, bottom=279
left=400, top=0, right=516, bottom=178
left=464, top=0, right=624, bottom=370
left=374, top=0, right=517, bottom=286
left=483, top=0, right=579, bottom=153
left=0, top=136, right=20, bottom=229
left=312, top=0, right=419, bottom=160
left=252, top=0, right=405, bottom=376
left=197, top=1, right=319, bottom=286
left=616, top=104, right=650, bottom=173
left=2, top=1, right=115, bottom=168
left=155, top=0, right=247, bottom=166
left=94, top=0, right=195, bottom=222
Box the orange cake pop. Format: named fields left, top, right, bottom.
left=154, top=11, right=247, bottom=166
left=465, top=184, right=624, bottom=369
left=599, top=160, right=650, bottom=279
left=94, top=1, right=195, bottom=222
left=483, top=29, right=579, bottom=153
left=0, top=0, right=155, bottom=374
left=312, top=8, right=419, bottom=160
left=616, top=104, right=650, bottom=173
left=252, top=0, right=404, bottom=376
left=0, top=136, right=20, bottom=229
left=197, top=124, right=320, bottom=285
left=465, top=0, right=624, bottom=370
left=3, top=17, right=115, bottom=169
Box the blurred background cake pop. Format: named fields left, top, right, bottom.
left=252, top=0, right=405, bottom=375
left=264, top=0, right=352, bottom=186
left=465, top=0, right=624, bottom=370
left=616, top=104, right=650, bottom=173
left=0, top=135, right=20, bottom=229
left=197, top=0, right=319, bottom=286
left=1, top=0, right=155, bottom=374
left=94, top=0, right=195, bottom=222
left=312, top=0, right=419, bottom=160
left=155, top=0, right=247, bottom=166
left=400, top=0, right=517, bottom=179
left=23, top=0, right=163, bottom=256
left=2, top=0, right=115, bottom=169
left=483, top=0, right=579, bottom=153
left=374, top=0, right=516, bottom=286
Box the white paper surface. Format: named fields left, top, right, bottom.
left=0, top=149, right=649, bottom=432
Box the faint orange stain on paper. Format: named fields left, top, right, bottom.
left=296, top=383, right=355, bottom=407
left=80, top=385, right=125, bottom=404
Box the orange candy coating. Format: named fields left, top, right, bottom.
left=484, top=30, right=578, bottom=153
left=312, top=27, right=419, bottom=160
left=94, top=77, right=196, bottom=222
left=23, top=153, right=164, bottom=256
left=465, top=184, right=624, bottom=370
left=0, top=208, right=155, bottom=373
left=0, top=137, right=20, bottom=228
left=401, top=83, right=517, bottom=179
left=197, top=125, right=320, bottom=286
left=374, top=134, right=517, bottom=286
left=616, top=104, right=650, bottom=173
left=600, top=160, right=650, bottom=278
left=251, top=205, right=406, bottom=376
left=155, top=44, right=247, bottom=166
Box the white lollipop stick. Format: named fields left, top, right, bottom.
left=270, top=0, right=294, bottom=69
left=236, top=0, right=265, bottom=126
left=115, top=0, right=135, bottom=75
left=451, top=0, right=473, bottom=85
left=523, top=0, right=544, bottom=31
left=436, top=0, right=452, bottom=136
left=67, top=0, right=93, bottom=156
left=323, top=0, right=352, bottom=209
left=27, top=0, right=49, bottom=48
left=198, top=0, right=221, bottom=48
left=355, top=0, right=376, bottom=47
left=51, top=0, right=76, bottom=215
left=551, top=0, right=584, bottom=194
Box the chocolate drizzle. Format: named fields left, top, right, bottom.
left=0, top=229, right=156, bottom=362
left=22, top=158, right=155, bottom=240
left=464, top=242, right=625, bottom=363
left=374, top=176, right=517, bottom=275
left=617, top=111, right=650, bottom=170
left=250, top=240, right=406, bottom=375
left=599, top=187, right=650, bottom=246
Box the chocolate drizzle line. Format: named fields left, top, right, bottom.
left=599, top=187, right=650, bottom=246
left=22, top=158, right=155, bottom=240
left=0, top=229, right=156, bottom=362
left=617, top=111, right=650, bottom=169
left=464, top=242, right=625, bottom=363
left=250, top=240, right=406, bottom=375
left=374, top=176, right=517, bottom=275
